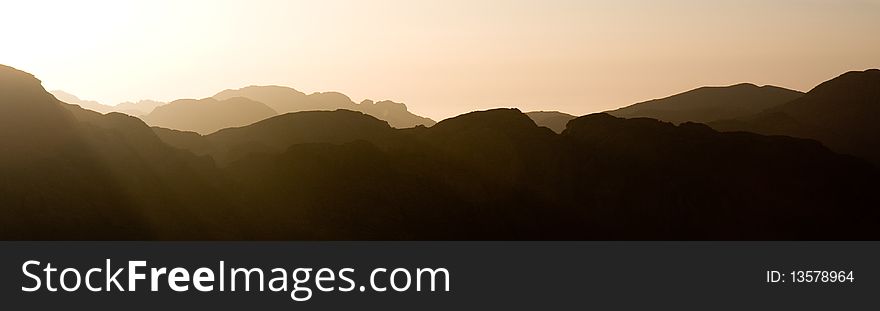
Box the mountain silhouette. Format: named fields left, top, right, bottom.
left=608, top=83, right=804, bottom=124
left=526, top=111, right=577, bottom=133
left=154, top=106, right=879, bottom=239
left=711, top=69, right=880, bottom=165
left=3, top=64, right=879, bottom=240
left=49, top=90, right=115, bottom=114
left=155, top=109, right=399, bottom=165
left=142, top=97, right=278, bottom=134
left=214, top=85, right=436, bottom=128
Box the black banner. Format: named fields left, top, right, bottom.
left=1, top=242, right=876, bottom=309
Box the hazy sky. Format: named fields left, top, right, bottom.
left=2, top=0, right=878, bottom=119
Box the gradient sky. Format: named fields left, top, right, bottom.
left=2, top=0, right=878, bottom=119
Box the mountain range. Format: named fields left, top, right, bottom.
left=212, top=85, right=436, bottom=129
left=3, top=64, right=878, bottom=240
left=55, top=85, right=437, bottom=135
left=605, top=70, right=880, bottom=165
left=49, top=90, right=164, bottom=116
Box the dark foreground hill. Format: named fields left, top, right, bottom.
left=609, top=83, right=804, bottom=124
left=1, top=65, right=237, bottom=239
left=3, top=64, right=879, bottom=240
left=157, top=110, right=879, bottom=239
left=711, top=69, right=880, bottom=165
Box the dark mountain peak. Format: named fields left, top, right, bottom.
left=569, top=112, right=635, bottom=125
left=432, top=108, right=537, bottom=132
left=768, top=68, right=880, bottom=119
left=803, top=69, right=880, bottom=97
left=710, top=68, right=880, bottom=165
left=565, top=112, right=656, bottom=134
left=843, top=68, right=879, bottom=76
left=565, top=113, right=716, bottom=142
left=203, top=109, right=394, bottom=164
left=725, top=82, right=794, bottom=90
left=608, top=82, right=803, bottom=124
left=247, top=109, right=389, bottom=128
left=209, top=110, right=393, bottom=145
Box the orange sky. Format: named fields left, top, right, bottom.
left=2, top=0, right=879, bottom=119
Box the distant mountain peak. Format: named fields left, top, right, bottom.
left=213, top=85, right=435, bottom=128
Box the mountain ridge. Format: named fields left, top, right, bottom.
left=214, top=85, right=436, bottom=128
left=3, top=64, right=879, bottom=240
left=710, top=69, right=880, bottom=165
left=608, top=83, right=804, bottom=124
